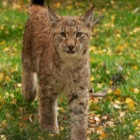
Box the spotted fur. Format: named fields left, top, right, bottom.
left=22, top=1, right=95, bottom=140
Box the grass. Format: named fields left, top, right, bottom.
left=0, top=0, right=140, bottom=139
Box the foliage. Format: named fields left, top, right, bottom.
left=0, top=0, right=140, bottom=139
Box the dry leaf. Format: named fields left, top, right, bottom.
left=54, top=2, right=61, bottom=8
left=114, top=89, right=121, bottom=96
left=133, top=88, right=139, bottom=94
left=0, top=73, right=4, bottom=82
left=129, top=135, right=135, bottom=140
left=99, top=132, right=107, bottom=139
left=126, top=98, right=135, bottom=111
left=113, top=104, right=121, bottom=109
left=0, top=135, right=6, bottom=140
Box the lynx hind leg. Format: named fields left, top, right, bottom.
left=22, top=67, right=37, bottom=102
left=68, top=93, right=89, bottom=140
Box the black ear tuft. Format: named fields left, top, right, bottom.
left=80, top=7, right=94, bottom=28
left=48, top=6, right=62, bottom=24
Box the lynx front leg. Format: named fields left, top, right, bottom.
left=38, top=86, right=59, bottom=134
left=68, top=92, right=89, bottom=140
left=22, top=67, right=37, bottom=102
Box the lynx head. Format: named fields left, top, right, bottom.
left=48, top=7, right=95, bottom=58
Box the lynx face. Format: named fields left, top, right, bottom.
left=48, top=7, right=94, bottom=58
left=51, top=18, right=90, bottom=57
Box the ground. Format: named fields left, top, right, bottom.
left=0, top=0, right=140, bottom=140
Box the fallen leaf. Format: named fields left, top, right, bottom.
left=126, top=98, right=135, bottom=111
left=119, top=112, right=125, bottom=118
left=99, top=132, right=107, bottom=139
left=0, top=135, right=6, bottom=140
left=0, top=73, right=4, bottom=82
left=54, top=2, right=61, bottom=8
left=106, top=121, right=115, bottom=127
left=94, top=116, right=100, bottom=122
left=90, top=76, right=94, bottom=82
left=5, top=75, right=11, bottom=82
left=114, top=89, right=121, bottom=96
left=133, top=88, right=139, bottom=94
left=107, top=88, right=113, bottom=94
left=129, top=135, right=135, bottom=140
left=113, top=104, right=121, bottom=109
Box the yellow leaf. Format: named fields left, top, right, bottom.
left=126, top=98, right=134, bottom=104
left=99, top=132, right=107, bottom=139
left=17, top=83, right=22, bottom=87
left=2, top=1, right=8, bottom=7
left=57, top=107, right=65, bottom=113
left=11, top=98, right=17, bottom=104
left=0, top=40, right=6, bottom=45
left=97, top=83, right=103, bottom=88
left=48, top=133, right=54, bottom=137
left=133, top=88, right=139, bottom=94
left=129, top=135, right=135, bottom=140
left=87, top=129, right=92, bottom=135
left=12, top=3, right=21, bottom=10
left=133, top=119, right=140, bottom=130
left=60, top=125, right=64, bottom=131
left=133, top=27, right=140, bottom=33
left=138, top=121, right=140, bottom=127
left=132, top=65, right=138, bottom=70
left=135, top=127, right=140, bottom=130
left=90, top=46, right=96, bottom=52
left=90, top=77, right=94, bottom=82
left=107, top=88, right=113, bottom=94
left=67, top=5, right=72, bottom=10
left=0, top=135, right=6, bottom=140
left=109, top=80, right=113, bottom=85
left=120, top=112, right=125, bottom=118
left=1, top=120, right=6, bottom=127
left=116, top=45, right=126, bottom=53
left=106, top=70, right=110, bottom=74
left=111, top=15, right=115, bottom=23
left=5, top=75, right=11, bottom=82
left=133, top=119, right=139, bottom=125
left=54, top=2, right=61, bottom=8
left=114, top=89, right=121, bottom=96
left=126, top=98, right=135, bottom=111
left=0, top=73, right=4, bottom=82
left=90, top=57, right=94, bottom=63
left=111, top=1, right=115, bottom=5
left=3, top=48, right=9, bottom=52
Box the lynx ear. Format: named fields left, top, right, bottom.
left=80, top=7, right=94, bottom=29
left=48, top=6, right=62, bottom=24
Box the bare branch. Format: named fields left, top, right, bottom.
left=92, top=14, right=104, bottom=26
left=90, top=91, right=108, bottom=97
left=87, top=0, right=92, bottom=7
left=89, top=88, right=108, bottom=97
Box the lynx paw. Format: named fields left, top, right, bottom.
left=41, top=124, right=59, bottom=134
left=22, top=86, right=36, bottom=102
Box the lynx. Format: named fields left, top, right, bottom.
left=22, top=0, right=95, bottom=139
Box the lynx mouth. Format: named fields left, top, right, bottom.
left=66, top=50, right=77, bottom=54
left=63, top=50, right=78, bottom=57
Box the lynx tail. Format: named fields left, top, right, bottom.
left=31, top=0, right=45, bottom=6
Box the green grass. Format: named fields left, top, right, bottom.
left=0, top=0, right=140, bottom=140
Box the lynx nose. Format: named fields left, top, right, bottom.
left=67, top=45, right=74, bottom=51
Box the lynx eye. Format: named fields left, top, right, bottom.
left=76, top=32, right=82, bottom=38
left=59, top=32, right=66, bottom=38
